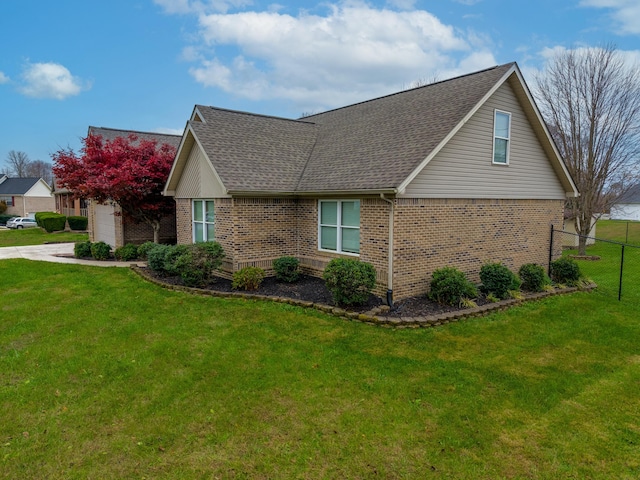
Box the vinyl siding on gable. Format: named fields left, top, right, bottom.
left=403, top=81, right=566, bottom=199
left=175, top=143, right=228, bottom=199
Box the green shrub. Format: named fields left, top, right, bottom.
left=67, top=216, right=88, bottom=231
left=232, top=266, right=265, bottom=291
left=0, top=214, right=18, bottom=226
left=136, top=241, right=156, bottom=260
left=428, top=267, right=478, bottom=306
left=163, top=245, right=189, bottom=277
left=323, top=258, right=376, bottom=306
left=74, top=241, right=92, bottom=258
left=518, top=263, right=550, bottom=292
left=273, top=256, right=300, bottom=283
left=174, top=242, right=225, bottom=287
left=147, top=244, right=172, bottom=274
left=550, top=257, right=582, bottom=285
left=0, top=201, right=6, bottom=214
left=479, top=262, right=521, bottom=300
left=114, top=243, right=139, bottom=261
left=90, top=241, right=112, bottom=261
left=37, top=212, right=66, bottom=232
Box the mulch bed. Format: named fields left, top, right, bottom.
left=140, top=268, right=490, bottom=318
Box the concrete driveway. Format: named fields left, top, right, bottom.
left=0, top=243, right=143, bottom=267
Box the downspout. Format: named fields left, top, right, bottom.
left=379, top=194, right=394, bottom=307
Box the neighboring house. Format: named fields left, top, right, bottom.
left=0, top=175, right=55, bottom=217
left=52, top=178, right=88, bottom=218
left=85, top=127, right=181, bottom=248
left=164, top=63, right=579, bottom=302
left=610, top=184, right=640, bottom=221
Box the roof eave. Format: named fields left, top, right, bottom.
left=227, top=188, right=398, bottom=198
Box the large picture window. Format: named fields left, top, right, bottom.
left=493, top=110, right=511, bottom=164
left=0, top=196, right=14, bottom=206
left=193, top=199, right=215, bottom=242
left=318, top=200, right=360, bottom=255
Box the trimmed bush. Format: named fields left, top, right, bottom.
left=136, top=241, right=156, bottom=260
left=147, top=244, right=172, bottom=274
left=174, top=242, right=225, bottom=287
left=519, top=263, right=550, bottom=292
left=232, top=266, right=265, bottom=291
left=163, top=245, right=189, bottom=277
left=37, top=212, right=67, bottom=232
left=428, top=267, right=478, bottom=306
left=479, top=262, right=521, bottom=300
left=273, top=256, right=300, bottom=283
left=90, top=241, right=112, bottom=261
left=74, top=241, right=93, bottom=258
left=323, top=258, right=376, bottom=306
left=0, top=214, right=18, bottom=226
left=114, top=243, right=139, bottom=261
left=550, top=257, right=582, bottom=285
left=67, top=216, right=88, bottom=231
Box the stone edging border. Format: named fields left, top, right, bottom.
left=130, top=266, right=596, bottom=328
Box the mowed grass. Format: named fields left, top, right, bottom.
left=0, top=227, right=88, bottom=247
left=1, top=260, right=639, bottom=479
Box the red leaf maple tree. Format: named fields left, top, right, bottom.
left=52, top=133, right=177, bottom=243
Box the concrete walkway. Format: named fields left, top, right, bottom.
left=0, top=243, right=143, bottom=267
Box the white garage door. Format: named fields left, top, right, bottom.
left=94, top=203, right=116, bottom=247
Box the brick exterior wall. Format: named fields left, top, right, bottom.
left=392, top=198, right=564, bottom=299
left=173, top=196, right=563, bottom=301
left=5, top=196, right=54, bottom=217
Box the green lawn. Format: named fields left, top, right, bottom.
left=0, top=227, right=88, bottom=247
left=1, top=259, right=639, bottom=479
left=563, top=220, right=640, bottom=303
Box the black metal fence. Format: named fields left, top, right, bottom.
left=551, top=223, right=640, bottom=303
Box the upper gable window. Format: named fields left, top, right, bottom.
left=493, top=110, right=511, bottom=165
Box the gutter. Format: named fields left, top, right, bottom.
left=379, top=193, right=394, bottom=307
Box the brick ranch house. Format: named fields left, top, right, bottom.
left=85, top=127, right=182, bottom=248
left=0, top=175, right=54, bottom=217
left=163, top=62, right=579, bottom=302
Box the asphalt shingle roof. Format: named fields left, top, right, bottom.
left=618, top=183, right=640, bottom=204
left=187, top=63, right=516, bottom=193
left=0, top=177, right=42, bottom=195
left=88, top=126, right=182, bottom=149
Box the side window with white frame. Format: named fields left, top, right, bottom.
left=493, top=110, right=511, bottom=165
left=318, top=200, right=360, bottom=255
left=193, top=199, right=215, bottom=242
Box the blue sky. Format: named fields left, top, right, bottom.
left=1, top=0, right=639, bottom=169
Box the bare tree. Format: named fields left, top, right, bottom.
left=3, top=151, right=53, bottom=185
left=5, top=150, right=31, bottom=177
left=535, top=45, right=640, bottom=254
left=25, top=159, right=53, bottom=186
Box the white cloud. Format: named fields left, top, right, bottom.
left=0, top=71, right=9, bottom=84
left=580, top=0, right=640, bottom=35
left=19, top=62, right=89, bottom=100
left=182, top=3, right=496, bottom=110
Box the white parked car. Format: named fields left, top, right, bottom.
left=6, top=217, right=38, bottom=229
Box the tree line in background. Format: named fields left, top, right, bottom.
left=1, top=150, right=53, bottom=186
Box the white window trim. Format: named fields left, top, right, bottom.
left=492, top=109, right=511, bottom=165
left=318, top=199, right=360, bottom=256
left=192, top=199, right=215, bottom=243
